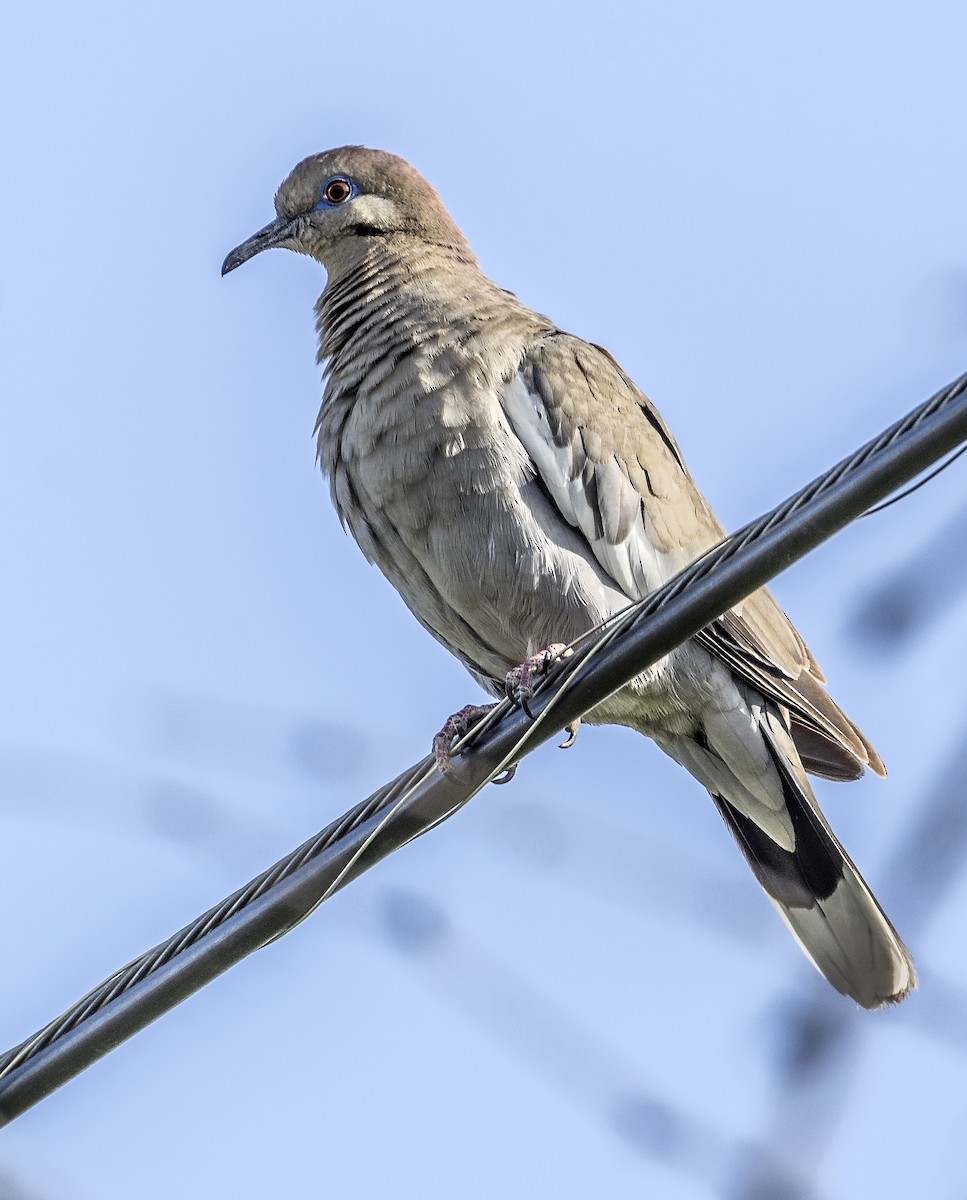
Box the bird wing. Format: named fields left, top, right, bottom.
left=501, top=332, right=882, bottom=779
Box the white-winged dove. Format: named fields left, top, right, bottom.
left=223, top=146, right=915, bottom=1008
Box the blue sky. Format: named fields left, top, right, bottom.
left=2, top=2, right=966, bottom=1197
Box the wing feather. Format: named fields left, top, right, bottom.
left=501, top=332, right=882, bottom=779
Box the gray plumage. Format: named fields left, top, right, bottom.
left=223, top=146, right=915, bottom=1008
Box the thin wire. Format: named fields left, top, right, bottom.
left=862, top=443, right=967, bottom=516
left=0, top=764, right=433, bottom=1076
left=1, top=365, right=966, bottom=1095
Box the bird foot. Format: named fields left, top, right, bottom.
left=505, top=643, right=573, bottom=716
left=432, top=643, right=578, bottom=779
left=433, top=703, right=497, bottom=774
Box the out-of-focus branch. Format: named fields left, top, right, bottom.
left=1, top=367, right=965, bottom=1125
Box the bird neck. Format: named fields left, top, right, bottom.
left=314, top=238, right=514, bottom=370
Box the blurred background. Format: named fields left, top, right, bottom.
left=2, top=1, right=966, bottom=1196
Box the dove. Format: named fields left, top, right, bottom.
left=223, top=146, right=914, bottom=1007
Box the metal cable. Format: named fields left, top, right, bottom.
left=1, top=367, right=966, bottom=1122
left=0, top=759, right=433, bottom=1075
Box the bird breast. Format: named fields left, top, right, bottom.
left=316, top=344, right=633, bottom=686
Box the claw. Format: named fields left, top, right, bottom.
left=559, top=718, right=581, bottom=750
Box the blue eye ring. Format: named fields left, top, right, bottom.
left=314, top=176, right=355, bottom=210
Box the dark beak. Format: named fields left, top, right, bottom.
left=221, top=216, right=298, bottom=276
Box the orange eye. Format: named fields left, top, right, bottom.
left=324, top=178, right=352, bottom=204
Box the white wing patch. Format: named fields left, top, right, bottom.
left=500, top=372, right=672, bottom=600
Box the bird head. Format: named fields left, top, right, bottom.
left=221, top=146, right=473, bottom=277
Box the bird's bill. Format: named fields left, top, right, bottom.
left=221, top=216, right=297, bottom=276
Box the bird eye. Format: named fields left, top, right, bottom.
left=323, top=178, right=352, bottom=205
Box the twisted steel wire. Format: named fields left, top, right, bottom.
left=0, top=759, right=433, bottom=1077
left=1, top=366, right=965, bottom=1119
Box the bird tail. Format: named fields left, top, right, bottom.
left=653, top=703, right=915, bottom=1008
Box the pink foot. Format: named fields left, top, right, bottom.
left=432, top=643, right=579, bottom=779
left=433, top=703, right=497, bottom=773
left=505, top=643, right=573, bottom=716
